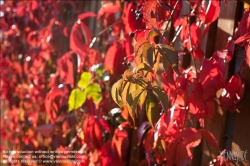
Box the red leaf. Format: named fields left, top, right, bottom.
left=111, top=127, right=129, bottom=161
left=70, top=22, right=91, bottom=54
left=203, top=0, right=220, bottom=24
left=143, top=129, right=154, bottom=155
left=172, top=105, right=187, bottom=127
left=219, top=74, right=245, bottom=111
left=189, top=83, right=206, bottom=116
left=82, top=48, right=103, bottom=71
left=57, top=52, right=75, bottom=88
left=98, top=2, right=121, bottom=19
left=198, top=129, right=219, bottom=150
left=234, top=33, right=250, bottom=44
left=164, top=0, right=182, bottom=26
left=200, top=58, right=226, bottom=99
left=92, top=119, right=103, bottom=149
left=97, top=117, right=110, bottom=133
left=167, top=128, right=202, bottom=165
left=162, top=66, right=176, bottom=95
left=198, top=6, right=206, bottom=23
left=39, top=50, right=50, bottom=61
left=176, top=132, right=202, bottom=165
left=236, top=8, right=250, bottom=37
left=104, top=42, right=127, bottom=75
left=83, top=116, right=104, bottom=149
left=36, top=124, right=55, bottom=137
left=78, top=12, right=96, bottom=21
left=213, top=37, right=235, bottom=62
left=143, top=1, right=163, bottom=28
left=45, top=87, right=67, bottom=123
left=173, top=89, right=188, bottom=106
left=100, top=141, right=114, bottom=166
left=30, top=1, right=38, bottom=11
left=246, top=44, right=250, bottom=67
left=122, top=2, right=145, bottom=34
left=27, top=31, right=39, bottom=46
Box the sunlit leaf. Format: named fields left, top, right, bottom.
left=135, top=39, right=152, bottom=63
left=146, top=91, right=159, bottom=127
left=85, top=83, right=102, bottom=103
left=123, top=70, right=134, bottom=80
left=78, top=72, right=92, bottom=88
left=136, top=63, right=152, bottom=73
left=86, top=83, right=101, bottom=94
left=147, top=29, right=159, bottom=40
left=89, top=92, right=103, bottom=104
left=121, top=82, right=137, bottom=123
left=68, top=89, right=86, bottom=111
left=111, top=79, right=123, bottom=107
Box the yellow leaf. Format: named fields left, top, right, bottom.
left=111, top=79, right=123, bottom=107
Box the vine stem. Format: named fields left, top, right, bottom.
left=159, top=0, right=180, bottom=43
left=204, top=123, right=214, bottom=161
left=187, top=11, right=198, bottom=74
left=153, top=0, right=180, bottom=74
left=89, top=19, right=122, bottom=48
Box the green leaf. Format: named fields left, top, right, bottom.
left=111, top=79, right=123, bottom=107
left=148, top=29, right=158, bottom=40
left=85, top=83, right=101, bottom=95
left=68, top=89, right=86, bottom=111
left=85, top=83, right=102, bottom=104
left=146, top=91, right=159, bottom=127
left=152, top=87, right=169, bottom=112
left=78, top=72, right=92, bottom=88
left=95, top=64, right=105, bottom=79
left=88, top=92, right=103, bottom=104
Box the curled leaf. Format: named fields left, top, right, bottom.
left=147, top=29, right=159, bottom=40
left=137, top=122, right=151, bottom=146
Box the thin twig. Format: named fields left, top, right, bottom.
left=181, top=108, right=188, bottom=130
left=159, top=0, right=180, bottom=43
left=204, top=122, right=214, bottom=160
left=187, top=12, right=198, bottom=74
left=205, top=135, right=214, bottom=160
left=171, top=25, right=182, bottom=43
left=89, top=19, right=123, bottom=48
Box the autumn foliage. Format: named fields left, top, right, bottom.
left=0, top=0, right=249, bottom=166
